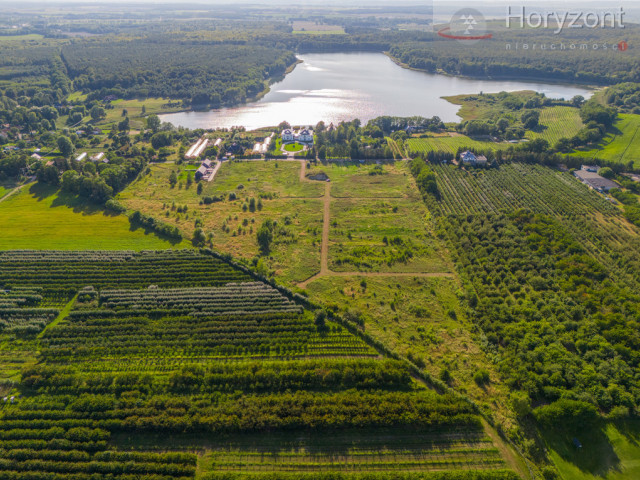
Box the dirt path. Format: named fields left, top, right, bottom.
left=0, top=183, right=31, bottom=204
left=297, top=176, right=454, bottom=289
left=206, top=160, right=223, bottom=182
left=480, top=418, right=533, bottom=480
left=320, top=182, right=331, bottom=275
left=299, top=160, right=306, bottom=182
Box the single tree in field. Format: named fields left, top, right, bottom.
left=169, top=170, right=177, bottom=188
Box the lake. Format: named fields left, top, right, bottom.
left=159, top=52, right=593, bottom=130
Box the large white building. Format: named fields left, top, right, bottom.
left=281, top=127, right=314, bottom=144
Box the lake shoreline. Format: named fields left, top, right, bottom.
left=383, top=51, right=602, bottom=91
left=160, top=52, right=593, bottom=131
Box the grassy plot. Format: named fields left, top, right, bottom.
left=101, top=97, right=184, bottom=130
left=329, top=197, right=451, bottom=273
left=324, top=162, right=412, bottom=198
left=406, top=135, right=509, bottom=156
left=304, top=276, right=509, bottom=419
left=118, top=161, right=324, bottom=283
left=213, top=160, right=323, bottom=198
left=0, top=183, right=185, bottom=250
left=569, top=113, right=640, bottom=167
left=527, top=106, right=584, bottom=145
left=443, top=91, right=539, bottom=121
left=544, top=420, right=640, bottom=480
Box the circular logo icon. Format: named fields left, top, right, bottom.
left=437, top=8, right=492, bottom=44
left=618, top=41, right=628, bottom=51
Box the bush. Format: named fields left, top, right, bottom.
left=533, top=399, right=598, bottom=430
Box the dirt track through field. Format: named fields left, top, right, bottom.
left=296, top=161, right=454, bottom=289
left=0, top=183, right=30, bottom=204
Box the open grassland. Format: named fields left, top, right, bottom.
left=304, top=275, right=508, bottom=407
left=329, top=197, right=451, bottom=273
left=0, top=34, right=46, bottom=43
left=526, top=106, right=584, bottom=145
left=0, top=183, right=185, bottom=250
left=324, top=162, right=412, bottom=198
left=103, top=97, right=184, bottom=129
left=292, top=21, right=345, bottom=34
left=406, top=135, right=509, bottom=156
left=443, top=91, right=537, bottom=121
left=569, top=113, right=640, bottom=167
left=544, top=421, right=640, bottom=480
left=119, top=161, right=324, bottom=283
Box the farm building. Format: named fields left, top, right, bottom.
left=90, top=152, right=105, bottom=162
left=75, top=152, right=87, bottom=162
left=574, top=170, right=619, bottom=192
left=195, top=165, right=208, bottom=181
left=581, top=165, right=599, bottom=172
left=460, top=151, right=488, bottom=166
left=185, top=138, right=209, bottom=159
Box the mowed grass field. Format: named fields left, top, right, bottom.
left=527, top=106, right=584, bottom=145
left=0, top=183, right=185, bottom=250
left=569, top=114, right=640, bottom=167
left=405, top=135, right=510, bottom=156
left=544, top=420, right=640, bottom=480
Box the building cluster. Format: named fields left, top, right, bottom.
left=74, top=152, right=108, bottom=163
left=253, top=133, right=274, bottom=153
left=281, top=127, right=314, bottom=144
left=185, top=138, right=209, bottom=159
left=195, top=158, right=215, bottom=181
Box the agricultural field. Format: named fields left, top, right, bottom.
left=0, top=250, right=515, bottom=480
left=405, top=135, right=509, bottom=156
left=569, top=113, right=640, bottom=167
left=416, top=161, right=640, bottom=480
left=292, top=21, right=346, bottom=34
left=0, top=183, right=185, bottom=250
left=526, top=106, right=584, bottom=145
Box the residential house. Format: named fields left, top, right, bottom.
left=460, top=151, right=488, bottom=166
left=281, top=129, right=294, bottom=142
left=296, top=128, right=314, bottom=144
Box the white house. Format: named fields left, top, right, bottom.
left=281, top=129, right=294, bottom=142
left=296, top=128, right=314, bottom=144
left=460, top=151, right=487, bottom=166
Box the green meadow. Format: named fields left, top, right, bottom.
left=569, top=114, right=640, bottom=167
left=0, top=183, right=185, bottom=250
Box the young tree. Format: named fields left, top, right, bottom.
left=169, top=170, right=177, bottom=188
